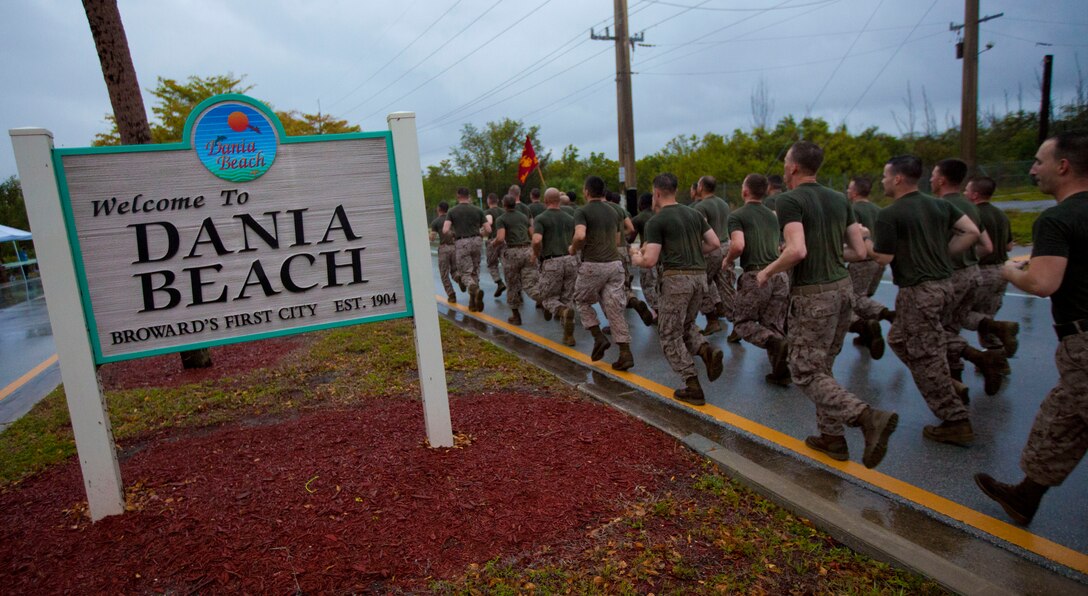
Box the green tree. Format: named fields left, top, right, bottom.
left=450, top=119, right=548, bottom=197
left=276, top=110, right=361, bottom=136
left=0, top=176, right=29, bottom=262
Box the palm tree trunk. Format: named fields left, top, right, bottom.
left=83, top=0, right=212, bottom=369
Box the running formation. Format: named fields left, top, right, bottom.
left=429, top=133, right=1088, bottom=528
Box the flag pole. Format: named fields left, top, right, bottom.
left=536, top=165, right=546, bottom=187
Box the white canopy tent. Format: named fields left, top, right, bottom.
left=0, top=224, right=34, bottom=285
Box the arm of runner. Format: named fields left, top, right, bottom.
left=531, top=232, right=543, bottom=262
left=725, top=230, right=744, bottom=270
left=948, top=214, right=980, bottom=256
left=442, top=219, right=452, bottom=236
left=569, top=224, right=587, bottom=255
left=701, top=228, right=721, bottom=255
left=1003, top=255, right=1066, bottom=297
left=842, top=222, right=868, bottom=263
left=631, top=243, right=662, bottom=268
left=492, top=227, right=506, bottom=247
left=757, top=221, right=805, bottom=287
left=975, top=229, right=994, bottom=259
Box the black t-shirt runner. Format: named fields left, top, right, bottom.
left=1031, top=191, right=1088, bottom=325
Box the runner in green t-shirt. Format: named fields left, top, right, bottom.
left=442, top=187, right=490, bottom=311
left=931, top=158, right=1010, bottom=394
left=429, top=202, right=457, bottom=301
left=975, top=131, right=1088, bottom=526
left=726, top=174, right=790, bottom=384
left=871, top=155, right=982, bottom=447
left=964, top=176, right=1020, bottom=354
left=532, top=188, right=579, bottom=345
left=571, top=176, right=634, bottom=370
left=629, top=193, right=661, bottom=314
left=484, top=193, right=507, bottom=298
left=493, top=196, right=537, bottom=325
left=631, top=173, right=723, bottom=405
left=844, top=176, right=893, bottom=360
left=758, top=141, right=896, bottom=469
left=692, top=176, right=734, bottom=335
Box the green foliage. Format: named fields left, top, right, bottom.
left=0, top=176, right=31, bottom=261
left=91, top=74, right=360, bottom=146
left=1005, top=209, right=1039, bottom=246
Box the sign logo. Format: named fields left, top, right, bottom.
left=193, top=102, right=277, bottom=182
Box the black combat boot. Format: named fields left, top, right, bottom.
left=979, top=317, right=1020, bottom=358
left=964, top=346, right=1007, bottom=395
left=560, top=307, right=576, bottom=346
left=612, top=342, right=634, bottom=371
left=974, top=474, right=1048, bottom=525
left=855, top=407, right=899, bottom=469
left=866, top=320, right=885, bottom=360
left=494, top=280, right=506, bottom=298
left=588, top=326, right=611, bottom=361
left=507, top=308, right=522, bottom=326
left=698, top=344, right=724, bottom=382
left=633, top=300, right=655, bottom=326
left=674, top=376, right=705, bottom=405
left=804, top=433, right=848, bottom=461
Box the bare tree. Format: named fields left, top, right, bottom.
left=750, top=77, right=775, bottom=130
left=921, top=85, right=937, bottom=136
left=891, top=81, right=917, bottom=138
left=82, top=0, right=212, bottom=369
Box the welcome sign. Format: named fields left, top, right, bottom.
left=53, top=94, right=413, bottom=363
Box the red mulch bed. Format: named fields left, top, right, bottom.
left=0, top=393, right=694, bottom=594
left=97, top=337, right=306, bottom=391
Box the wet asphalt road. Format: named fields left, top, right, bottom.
left=0, top=283, right=60, bottom=432
left=430, top=251, right=1087, bottom=560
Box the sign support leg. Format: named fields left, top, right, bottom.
left=9, top=128, right=125, bottom=520
left=387, top=113, right=454, bottom=448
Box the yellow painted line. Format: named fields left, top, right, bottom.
left=0, top=354, right=58, bottom=402
left=436, top=294, right=1088, bottom=575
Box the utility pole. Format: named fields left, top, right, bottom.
left=1039, top=54, right=1054, bottom=145
left=951, top=3, right=1002, bottom=171
left=591, top=0, right=644, bottom=204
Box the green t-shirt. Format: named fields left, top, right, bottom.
left=430, top=214, right=453, bottom=246
left=561, top=205, right=578, bottom=217
left=516, top=202, right=533, bottom=220
left=574, top=200, right=622, bottom=263
left=763, top=195, right=779, bottom=212
left=644, top=203, right=710, bottom=270
left=852, top=200, right=881, bottom=234
left=529, top=201, right=547, bottom=217
left=496, top=209, right=532, bottom=246
left=943, top=193, right=982, bottom=269
left=727, top=203, right=779, bottom=269
left=774, top=183, right=853, bottom=286
left=609, top=201, right=630, bottom=246
left=631, top=209, right=654, bottom=245
left=447, top=202, right=485, bottom=239
left=977, top=202, right=1011, bottom=266
left=484, top=206, right=505, bottom=239
left=694, top=196, right=730, bottom=242
left=1031, top=192, right=1088, bottom=324
left=873, top=191, right=962, bottom=288
left=533, top=208, right=575, bottom=258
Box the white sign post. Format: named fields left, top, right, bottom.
left=9, top=96, right=453, bottom=520
left=10, top=128, right=125, bottom=520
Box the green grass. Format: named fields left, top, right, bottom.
left=1006, top=209, right=1039, bottom=246
left=992, top=185, right=1053, bottom=203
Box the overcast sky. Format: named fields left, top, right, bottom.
left=2, top=0, right=1086, bottom=183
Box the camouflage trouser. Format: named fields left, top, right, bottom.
left=535, top=255, right=579, bottom=316
left=945, top=265, right=982, bottom=373
left=619, top=246, right=638, bottom=302
left=888, top=279, right=968, bottom=422
left=965, top=264, right=1009, bottom=350
left=700, top=245, right=737, bottom=319
left=575, top=260, right=630, bottom=343
left=659, top=272, right=709, bottom=379
left=486, top=240, right=504, bottom=284
left=437, top=244, right=457, bottom=297
left=454, top=237, right=482, bottom=290
left=501, top=245, right=538, bottom=309
left=640, top=264, right=661, bottom=312
left=733, top=270, right=788, bottom=348
left=1021, top=332, right=1088, bottom=486
left=849, top=260, right=887, bottom=321
left=787, top=279, right=869, bottom=436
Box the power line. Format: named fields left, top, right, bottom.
left=805, top=0, right=887, bottom=117
left=341, top=0, right=506, bottom=119
left=361, top=0, right=556, bottom=122
left=326, top=0, right=462, bottom=111
left=646, top=22, right=944, bottom=46
left=840, top=0, right=939, bottom=126
left=644, top=0, right=837, bottom=12
left=637, top=29, right=945, bottom=75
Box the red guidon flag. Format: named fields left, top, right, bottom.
left=517, top=136, right=539, bottom=184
